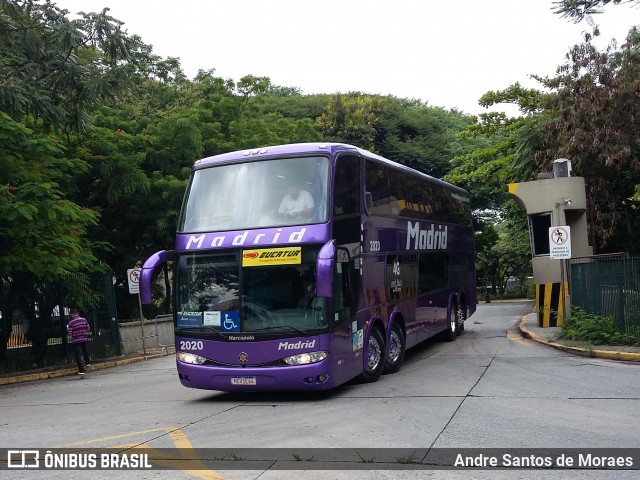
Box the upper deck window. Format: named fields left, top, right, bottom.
left=365, top=161, right=471, bottom=225
left=180, top=156, right=330, bottom=233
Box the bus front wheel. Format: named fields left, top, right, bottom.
left=359, top=328, right=386, bottom=383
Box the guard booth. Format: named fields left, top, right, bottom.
left=508, top=159, right=592, bottom=326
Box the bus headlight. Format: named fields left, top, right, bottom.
left=177, top=351, right=207, bottom=365
left=283, top=351, right=328, bottom=366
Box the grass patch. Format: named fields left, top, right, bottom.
left=561, top=307, right=640, bottom=346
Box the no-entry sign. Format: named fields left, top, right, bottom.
left=127, top=268, right=141, bottom=294
left=549, top=226, right=571, bottom=259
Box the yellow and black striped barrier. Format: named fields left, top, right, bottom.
left=7, top=332, right=29, bottom=348
left=535, top=282, right=568, bottom=327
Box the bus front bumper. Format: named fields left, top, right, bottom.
left=176, top=361, right=334, bottom=392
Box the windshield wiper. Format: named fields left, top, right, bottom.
left=251, top=325, right=308, bottom=334
left=177, top=326, right=225, bottom=339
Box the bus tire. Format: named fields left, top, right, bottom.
left=359, top=328, right=386, bottom=383
left=456, top=303, right=466, bottom=335
left=384, top=323, right=406, bottom=374
left=445, top=304, right=457, bottom=342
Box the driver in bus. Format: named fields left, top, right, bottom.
left=278, top=182, right=315, bottom=220
left=297, top=277, right=317, bottom=310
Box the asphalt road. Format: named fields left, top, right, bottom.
left=1, top=300, right=639, bottom=480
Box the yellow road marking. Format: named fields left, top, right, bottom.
left=58, top=427, right=225, bottom=480
left=59, top=427, right=170, bottom=447
left=507, top=330, right=533, bottom=347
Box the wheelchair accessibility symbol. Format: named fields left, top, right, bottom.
left=221, top=311, right=240, bottom=332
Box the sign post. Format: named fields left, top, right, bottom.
left=549, top=227, right=571, bottom=322
left=127, top=268, right=146, bottom=356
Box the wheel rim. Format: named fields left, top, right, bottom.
left=450, top=309, right=456, bottom=333
left=388, top=330, right=402, bottom=364
left=456, top=307, right=465, bottom=326
left=367, top=335, right=382, bottom=372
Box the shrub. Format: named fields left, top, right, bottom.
left=561, top=307, right=640, bottom=346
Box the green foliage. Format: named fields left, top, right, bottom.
left=561, top=306, right=640, bottom=345
left=552, top=0, right=638, bottom=23
left=375, top=98, right=474, bottom=178
left=458, top=18, right=640, bottom=276
left=317, top=93, right=384, bottom=151
left=0, top=0, right=148, bottom=131
left=0, top=112, right=102, bottom=277
left=445, top=83, right=548, bottom=213
left=473, top=202, right=532, bottom=295
left=534, top=27, right=640, bottom=252
left=255, top=93, right=330, bottom=122
left=479, top=82, right=544, bottom=116
left=446, top=143, right=512, bottom=210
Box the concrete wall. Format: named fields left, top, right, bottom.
left=509, top=176, right=592, bottom=284
left=119, top=315, right=174, bottom=354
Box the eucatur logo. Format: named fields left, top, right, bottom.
left=243, top=252, right=259, bottom=259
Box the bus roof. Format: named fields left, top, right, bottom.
left=194, top=143, right=360, bottom=169
left=193, top=142, right=469, bottom=196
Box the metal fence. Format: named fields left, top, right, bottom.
left=0, top=272, right=120, bottom=374
left=570, top=254, right=640, bottom=339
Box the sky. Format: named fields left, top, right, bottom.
left=53, top=0, right=638, bottom=115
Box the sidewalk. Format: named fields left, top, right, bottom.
left=0, top=346, right=175, bottom=386
left=4, top=315, right=639, bottom=387
left=519, top=313, right=640, bottom=362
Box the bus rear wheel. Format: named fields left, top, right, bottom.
left=456, top=304, right=466, bottom=335
left=384, top=323, right=405, bottom=374
left=359, top=328, right=386, bottom=383
left=444, top=305, right=458, bottom=342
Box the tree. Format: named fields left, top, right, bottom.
left=317, top=93, right=384, bottom=151
left=457, top=18, right=640, bottom=260
left=1, top=0, right=148, bottom=276
left=0, top=0, right=148, bottom=131
left=553, top=0, right=640, bottom=22
left=475, top=214, right=531, bottom=297
left=374, top=97, right=475, bottom=178
left=0, top=113, right=100, bottom=276
left=534, top=27, right=640, bottom=252
left=0, top=0, right=150, bottom=341
left=446, top=83, right=548, bottom=210
left=444, top=84, right=546, bottom=290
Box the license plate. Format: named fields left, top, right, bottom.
left=231, top=376, right=256, bottom=386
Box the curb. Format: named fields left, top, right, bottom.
left=519, top=316, right=640, bottom=362
left=0, top=352, right=171, bottom=386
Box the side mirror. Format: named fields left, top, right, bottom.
left=315, top=240, right=335, bottom=298
left=140, top=250, right=175, bottom=304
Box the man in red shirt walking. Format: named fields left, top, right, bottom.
left=68, top=309, right=91, bottom=375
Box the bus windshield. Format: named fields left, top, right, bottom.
left=179, top=156, right=330, bottom=233
left=176, top=248, right=328, bottom=335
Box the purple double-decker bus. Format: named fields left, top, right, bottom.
left=140, top=143, right=476, bottom=391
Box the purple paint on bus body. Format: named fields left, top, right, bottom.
left=176, top=334, right=335, bottom=391
left=140, top=250, right=172, bottom=304
left=176, top=224, right=330, bottom=251
left=316, top=240, right=335, bottom=298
